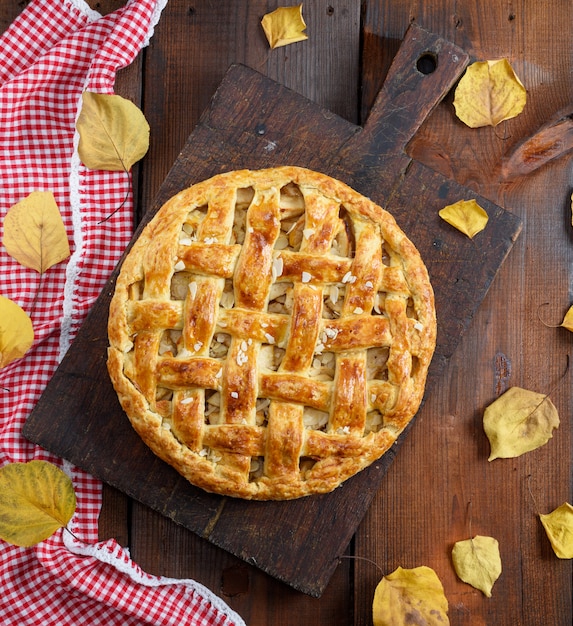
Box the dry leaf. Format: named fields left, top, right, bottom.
left=439, top=199, right=489, bottom=238
left=77, top=91, right=150, bottom=171
left=0, top=295, right=34, bottom=368
left=540, top=502, right=573, bottom=559
left=372, top=565, right=449, bottom=626
left=0, top=460, right=76, bottom=547
left=2, top=191, right=70, bottom=273
left=261, top=4, right=308, bottom=49
left=560, top=305, right=573, bottom=332
left=483, top=386, right=559, bottom=460
left=454, top=59, right=526, bottom=128
left=452, top=535, right=502, bottom=597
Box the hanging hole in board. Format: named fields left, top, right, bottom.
left=416, top=52, right=438, bottom=75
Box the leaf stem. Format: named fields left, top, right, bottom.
left=525, top=474, right=540, bottom=515
left=536, top=301, right=561, bottom=328
left=29, top=271, right=43, bottom=319
left=98, top=169, right=132, bottom=224
left=339, top=554, right=384, bottom=574
left=63, top=526, right=86, bottom=544
left=467, top=499, right=473, bottom=538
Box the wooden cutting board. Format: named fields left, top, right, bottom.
left=23, top=24, right=522, bottom=597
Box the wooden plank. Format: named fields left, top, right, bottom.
left=2, top=1, right=571, bottom=624
left=353, top=3, right=573, bottom=626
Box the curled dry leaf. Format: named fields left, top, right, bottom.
left=372, top=565, right=449, bottom=626
left=0, top=460, right=76, bottom=547
left=483, top=386, right=559, bottom=460
left=439, top=199, right=489, bottom=238
left=0, top=295, right=34, bottom=368
left=261, top=4, right=308, bottom=49
left=540, top=502, right=573, bottom=559
left=452, top=535, right=502, bottom=597
left=2, top=191, right=70, bottom=273
left=454, top=59, right=526, bottom=128
left=77, top=91, right=150, bottom=172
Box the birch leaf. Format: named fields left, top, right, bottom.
left=452, top=535, right=502, bottom=597
left=2, top=191, right=70, bottom=273
left=261, top=4, right=308, bottom=49
left=454, top=59, right=526, bottom=128
left=77, top=91, right=150, bottom=171
left=540, top=502, right=573, bottom=559
left=0, top=295, right=34, bottom=368
left=439, top=199, right=489, bottom=238
left=483, top=386, right=559, bottom=460
left=0, top=461, right=76, bottom=547
left=372, top=565, right=449, bottom=626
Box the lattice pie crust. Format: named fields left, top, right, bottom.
left=107, top=167, right=436, bottom=500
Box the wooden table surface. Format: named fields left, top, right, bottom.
left=3, top=1, right=572, bottom=624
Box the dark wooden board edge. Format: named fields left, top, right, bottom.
left=23, top=56, right=521, bottom=596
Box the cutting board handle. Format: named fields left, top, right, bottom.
left=347, top=23, right=469, bottom=173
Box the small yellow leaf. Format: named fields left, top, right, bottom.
left=372, top=565, right=449, bottom=626
left=0, top=296, right=34, bottom=368
left=439, top=199, right=489, bottom=238
left=452, top=535, right=502, bottom=597
left=540, top=502, right=573, bottom=559
left=483, top=386, right=559, bottom=460
left=0, top=461, right=76, bottom=547
left=561, top=305, right=573, bottom=332
left=261, top=4, right=308, bottom=49
left=77, top=91, right=150, bottom=171
left=454, top=59, right=526, bottom=128
left=2, top=191, right=70, bottom=273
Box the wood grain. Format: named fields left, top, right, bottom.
left=3, top=0, right=572, bottom=623
left=355, top=2, right=573, bottom=626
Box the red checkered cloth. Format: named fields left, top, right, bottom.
left=0, top=0, right=245, bottom=624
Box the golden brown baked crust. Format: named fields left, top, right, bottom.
left=107, top=166, right=436, bottom=500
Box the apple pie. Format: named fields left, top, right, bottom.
left=107, top=166, right=436, bottom=500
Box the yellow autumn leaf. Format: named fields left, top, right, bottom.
left=372, top=565, right=449, bottom=626
left=0, top=295, right=34, bottom=368
left=454, top=59, right=526, bottom=128
left=2, top=191, right=70, bottom=273
left=77, top=91, right=150, bottom=172
left=439, top=199, right=489, bottom=238
left=483, top=386, right=559, bottom=460
left=540, top=502, right=573, bottom=559
left=261, top=4, right=308, bottom=49
left=560, top=305, right=573, bottom=332
left=452, top=535, right=502, bottom=597
left=0, top=460, right=76, bottom=547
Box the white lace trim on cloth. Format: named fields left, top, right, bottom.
left=58, top=0, right=168, bottom=361
left=60, top=460, right=246, bottom=625
left=64, top=0, right=102, bottom=22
